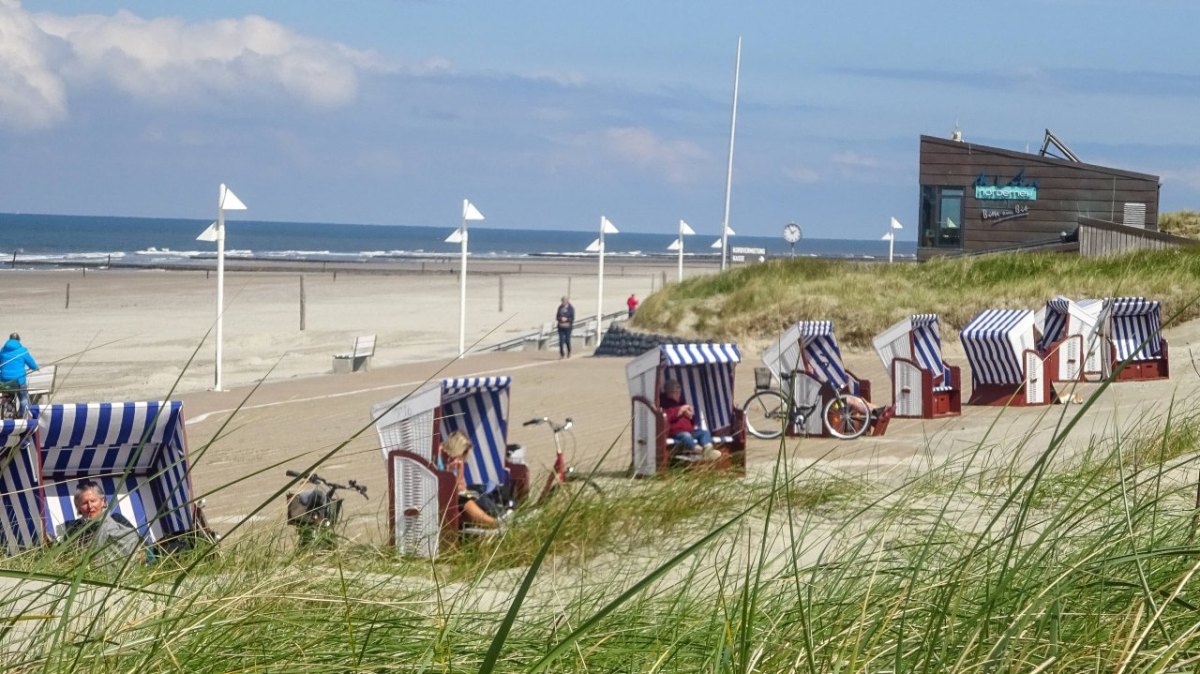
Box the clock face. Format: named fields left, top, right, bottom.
left=783, top=223, right=801, bottom=243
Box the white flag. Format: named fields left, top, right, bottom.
left=601, top=216, right=619, bottom=234
left=220, top=184, right=247, bottom=211
left=890, top=216, right=903, bottom=230
left=585, top=238, right=602, bottom=253
left=667, top=238, right=682, bottom=251
left=723, top=225, right=736, bottom=236
left=881, top=231, right=894, bottom=241
left=445, top=228, right=465, bottom=244
left=196, top=222, right=218, bottom=242
left=679, top=220, right=696, bottom=236
left=711, top=238, right=724, bottom=249
left=463, top=199, right=485, bottom=221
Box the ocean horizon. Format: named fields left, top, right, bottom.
left=0, top=212, right=916, bottom=267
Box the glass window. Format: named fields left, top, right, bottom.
left=918, top=185, right=964, bottom=249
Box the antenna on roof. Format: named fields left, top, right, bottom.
left=1040, top=128, right=1080, bottom=162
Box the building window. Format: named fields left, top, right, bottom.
left=920, top=186, right=964, bottom=249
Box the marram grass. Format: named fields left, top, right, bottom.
left=634, top=247, right=1200, bottom=346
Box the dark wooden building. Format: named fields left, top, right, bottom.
left=918, top=134, right=1161, bottom=259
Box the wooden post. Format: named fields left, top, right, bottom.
left=206, top=270, right=210, bottom=279
left=661, top=271, right=666, bottom=289
left=567, top=276, right=572, bottom=297
left=499, top=275, right=504, bottom=312
left=421, top=262, right=426, bottom=273
left=650, top=274, right=656, bottom=293
left=82, top=266, right=86, bottom=277
left=65, top=283, right=70, bottom=309
left=299, top=275, right=306, bottom=330
left=333, top=271, right=338, bottom=282
left=9, top=251, right=15, bottom=268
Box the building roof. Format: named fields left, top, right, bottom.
left=920, top=135, right=1160, bottom=183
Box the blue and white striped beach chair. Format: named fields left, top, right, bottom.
left=761, top=321, right=873, bottom=435
left=1103, top=297, right=1169, bottom=381
left=872, top=314, right=961, bottom=418
left=373, top=377, right=528, bottom=558
left=0, top=419, right=42, bottom=554
left=627, top=344, right=745, bottom=477
left=960, top=309, right=1053, bottom=406
left=33, top=401, right=196, bottom=545
left=1036, top=296, right=1106, bottom=382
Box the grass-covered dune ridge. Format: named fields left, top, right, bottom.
left=634, top=248, right=1200, bottom=346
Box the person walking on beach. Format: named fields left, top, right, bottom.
left=627, top=293, right=639, bottom=318
left=0, top=333, right=38, bottom=416
left=555, top=296, right=575, bottom=359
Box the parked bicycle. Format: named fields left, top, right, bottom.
left=0, top=385, right=20, bottom=420
left=743, top=369, right=884, bottom=440
left=522, top=417, right=601, bottom=503
left=157, top=498, right=221, bottom=558
left=285, top=470, right=368, bottom=549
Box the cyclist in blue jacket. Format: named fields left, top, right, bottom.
left=0, top=333, right=39, bottom=415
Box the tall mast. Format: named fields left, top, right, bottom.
left=720, top=36, right=742, bottom=271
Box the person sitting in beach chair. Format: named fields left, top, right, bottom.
left=59, top=480, right=152, bottom=565
left=660, top=380, right=722, bottom=463
left=441, top=431, right=508, bottom=529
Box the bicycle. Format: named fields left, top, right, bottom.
left=284, top=470, right=369, bottom=549
left=522, top=417, right=602, bottom=503
left=0, top=384, right=20, bottom=420
left=743, top=371, right=885, bottom=440
left=156, top=498, right=221, bottom=558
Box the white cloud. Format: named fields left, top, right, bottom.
left=0, top=0, right=68, bottom=129
left=0, top=1, right=399, bottom=131
left=831, top=151, right=880, bottom=169
left=782, top=165, right=819, bottom=184
left=600, top=126, right=709, bottom=185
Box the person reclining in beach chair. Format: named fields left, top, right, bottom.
left=441, top=431, right=510, bottom=529
left=660, top=380, right=723, bottom=463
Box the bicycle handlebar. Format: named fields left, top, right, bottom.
left=285, top=470, right=369, bottom=499
left=524, top=416, right=574, bottom=432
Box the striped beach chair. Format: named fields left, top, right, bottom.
left=1035, top=296, right=1107, bottom=382
left=761, top=321, right=873, bottom=435
left=1103, top=297, right=1169, bottom=382
left=373, top=377, right=528, bottom=558
left=33, top=401, right=196, bottom=545
left=627, top=343, right=746, bottom=477
left=0, top=419, right=43, bottom=554
left=960, top=309, right=1054, bottom=406
left=872, top=314, right=961, bottom=418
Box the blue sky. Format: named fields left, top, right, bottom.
left=2, top=0, right=1198, bottom=240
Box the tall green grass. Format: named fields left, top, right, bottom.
left=633, top=247, right=1200, bottom=346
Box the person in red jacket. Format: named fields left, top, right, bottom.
left=626, top=293, right=639, bottom=318
left=659, top=380, right=721, bottom=462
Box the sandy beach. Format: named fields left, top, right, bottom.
left=4, top=261, right=1198, bottom=546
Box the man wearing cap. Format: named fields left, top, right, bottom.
left=0, top=333, right=38, bottom=416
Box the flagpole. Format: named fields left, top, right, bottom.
left=597, top=217, right=606, bottom=331
left=459, top=199, right=468, bottom=358
left=720, top=36, right=742, bottom=271
left=215, top=188, right=226, bottom=391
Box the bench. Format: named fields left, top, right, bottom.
left=332, top=335, right=376, bottom=373
left=523, top=323, right=554, bottom=352
left=26, top=365, right=56, bottom=404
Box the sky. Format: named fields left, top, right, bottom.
left=2, top=0, right=1199, bottom=241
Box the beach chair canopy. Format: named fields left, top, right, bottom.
left=763, top=321, right=856, bottom=391
left=960, top=309, right=1037, bottom=387
left=0, top=419, right=42, bottom=554
left=1107, top=297, right=1164, bottom=361
left=374, top=377, right=512, bottom=490
left=35, top=401, right=194, bottom=543
left=873, top=314, right=949, bottom=382
left=626, top=344, right=741, bottom=433
left=1036, top=296, right=1104, bottom=351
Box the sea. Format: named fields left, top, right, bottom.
left=0, top=212, right=915, bottom=267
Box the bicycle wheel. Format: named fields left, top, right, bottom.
left=743, top=389, right=787, bottom=439
left=823, top=395, right=871, bottom=440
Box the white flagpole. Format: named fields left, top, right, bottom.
left=459, top=200, right=468, bottom=358
left=678, top=219, right=695, bottom=282
left=594, top=216, right=618, bottom=331
left=720, top=36, right=742, bottom=272
left=215, top=192, right=226, bottom=391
